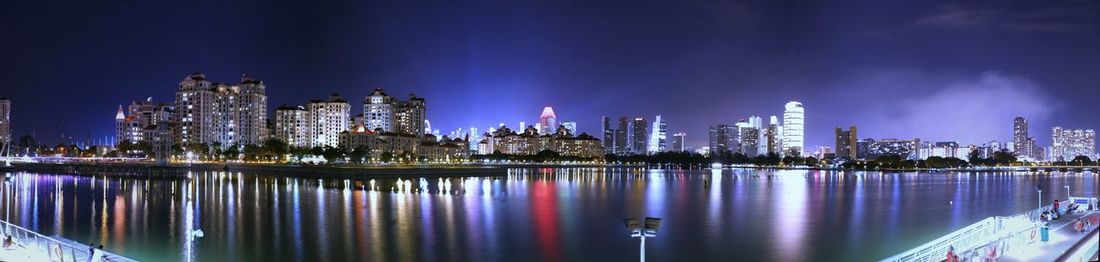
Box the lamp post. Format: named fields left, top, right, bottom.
left=1036, top=184, right=1042, bottom=209
left=624, top=217, right=661, bottom=262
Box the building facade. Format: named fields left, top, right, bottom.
left=274, top=105, right=309, bottom=148
left=307, top=94, right=350, bottom=148
left=363, top=88, right=425, bottom=137
left=671, top=132, right=686, bottom=152
left=647, top=115, right=667, bottom=154
left=835, top=126, right=857, bottom=160
left=173, top=73, right=268, bottom=148
left=538, top=107, right=558, bottom=135
left=1050, top=127, right=1096, bottom=161
left=0, top=98, right=10, bottom=144
left=709, top=124, right=736, bottom=155
left=115, top=98, right=174, bottom=144
left=602, top=116, right=614, bottom=154
left=630, top=117, right=647, bottom=155
left=782, top=101, right=804, bottom=156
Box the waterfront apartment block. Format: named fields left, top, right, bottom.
left=476, top=125, right=602, bottom=158
left=1050, top=127, right=1096, bottom=161
left=363, top=88, right=426, bottom=137
left=0, top=98, right=10, bottom=144
left=174, top=73, right=268, bottom=148
left=115, top=98, right=174, bottom=144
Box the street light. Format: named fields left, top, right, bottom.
left=1036, top=184, right=1042, bottom=209
left=624, top=217, right=661, bottom=262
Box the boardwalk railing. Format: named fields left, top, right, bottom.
left=0, top=220, right=138, bottom=262
left=880, top=204, right=1053, bottom=262
left=1056, top=225, right=1100, bottom=262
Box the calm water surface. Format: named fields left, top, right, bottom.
left=0, top=168, right=1096, bottom=261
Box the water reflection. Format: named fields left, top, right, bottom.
left=0, top=169, right=1094, bottom=261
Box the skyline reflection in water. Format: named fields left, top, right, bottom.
left=0, top=168, right=1095, bottom=261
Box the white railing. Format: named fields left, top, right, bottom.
left=880, top=204, right=1054, bottom=262
left=0, top=220, right=138, bottom=262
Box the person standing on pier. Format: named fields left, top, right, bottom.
left=1053, top=199, right=1061, bottom=219
left=945, top=246, right=958, bottom=262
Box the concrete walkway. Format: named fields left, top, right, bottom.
left=999, top=211, right=1099, bottom=261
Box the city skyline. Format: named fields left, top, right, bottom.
left=1, top=1, right=1098, bottom=149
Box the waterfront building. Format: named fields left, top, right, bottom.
left=630, top=117, right=647, bottom=155
left=602, top=116, right=614, bottom=154
left=782, top=101, right=804, bottom=156
left=766, top=123, right=782, bottom=155
left=835, top=126, right=857, bottom=160
left=273, top=105, right=309, bottom=148
left=0, top=98, right=10, bottom=144
left=364, top=89, right=395, bottom=132
left=538, top=107, right=558, bottom=135
left=115, top=98, right=174, bottom=144
left=647, top=115, right=666, bottom=154
left=708, top=124, right=736, bottom=155
left=174, top=73, right=268, bottom=147
left=307, top=94, right=350, bottom=148
left=1050, top=127, right=1096, bottom=161
left=476, top=125, right=602, bottom=158
left=671, top=132, right=686, bottom=152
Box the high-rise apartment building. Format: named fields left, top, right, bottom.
left=708, top=124, right=735, bottom=155
left=174, top=73, right=267, bottom=148
left=647, top=115, right=667, bottom=154
left=0, top=98, right=10, bottom=144
left=539, top=107, right=558, bottom=135
left=835, top=126, right=857, bottom=160
left=766, top=123, right=781, bottom=155
left=274, top=105, right=309, bottom=148
left=602, top=116, right=614, bottom=154
left=782, top=101, right=804, bottom=156
left=630, top=117, right=648, bottom=155
left=306, top=94, right=350, bottom=148
left=115, top=98, right=174, bottom=144
left=1051, top=127, right=1096, bottom=161
left=671, top=132, right=686, bottom=152
left=1012, top=117, right=1033, bottom=158
left=363, top=88, right=425, bottom=137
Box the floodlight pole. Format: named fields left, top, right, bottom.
left=638, top=234, right=646, bottom=262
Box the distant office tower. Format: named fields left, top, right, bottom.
left=647, top=115, right=667, bottom=154
left=748, top=115, right=763, bottom=130
left=766, top=123, right=782, bottom=155
left=708, top=124, right=735, bottom=155
left=671, top=132, right=686, bottom=152
left=630, top=117, right=648, bottom=155
left=602, top=116, right=614, bottom=154
left=782, top=101, right=804, bottom=156
left=307, top=94, right=350, bottom=148
left=835, top=126, right=857, bottom=160
left=615, top=117, right=628, bottom=155
left=739, top=128, right=759, bottom=156
left=539, top=107, right=558, bottom=135
left=856, top=138, right=873, bottom=160
left=1051, top=127, right=1096, bottom=161
left=363, top=88, right=425, bottom=137
left=562, top=121, right=577, bottom=136
left=0, top=98, right=9, bottom=144
left=116, top=98, right=174, bottom=144
left=174, top=73, right=268, bottom=147
left=734, top=119, right=751, bottom=154
left=1012, top=117, right=1031, bottom=157
left=274, top=105, right=309, bottom=148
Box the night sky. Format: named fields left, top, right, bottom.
left=1, top=0, right=1097, bottom=149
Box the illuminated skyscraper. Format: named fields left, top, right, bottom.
left=601, top=116, right=614, bottom=154
left=615, top=117, right=628, bottom=155
left=538, top=107, right=558, bottom=135
left=709, top=124, right=735, bottom=155
left=782, top=101, right=804, bottom=156
left=1012, top=117, right=1029, bottom=156
left=647, top=115, right=666, bottom=154
left=363, top=88, right=425, bottom=137
left=562, top=121, right=577, bottom=136
left=630, top=117, right=648, bottom=155
left=671, top=132, right=686, bottom=152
